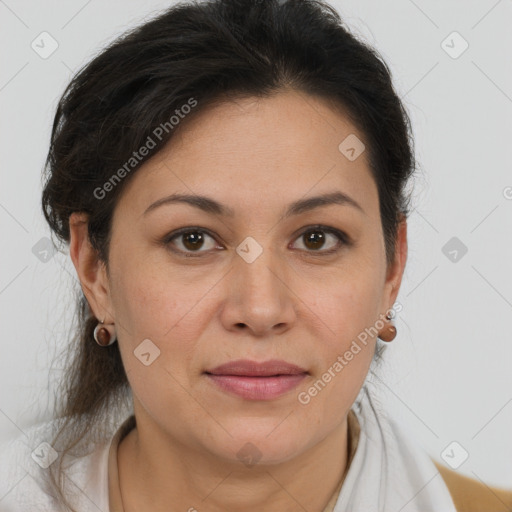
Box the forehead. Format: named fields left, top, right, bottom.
left=115, top=89, right=379, bottom=220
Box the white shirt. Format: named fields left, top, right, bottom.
left=0, top=415, right=122, bottom=511
left=0, top=389, right=457, bottom=512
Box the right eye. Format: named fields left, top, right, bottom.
left=163, top=227, right=223, bottom=257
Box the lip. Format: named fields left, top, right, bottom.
left=205, top=359, right=308, bottom=400
left=206, top=359, right=308, bottom=376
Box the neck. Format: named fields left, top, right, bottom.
left=117, top=414, right=350, bottom=512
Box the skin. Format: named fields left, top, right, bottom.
left=69, top=88, right=407, bottom=512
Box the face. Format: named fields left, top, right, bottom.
left=71, top=89, right=406, bottom=466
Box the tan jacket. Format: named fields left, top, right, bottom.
left=433, top=459, right=512, bottom=512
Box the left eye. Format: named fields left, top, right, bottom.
left=290, top=227, right=347, bottom=253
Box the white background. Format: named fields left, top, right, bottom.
left=1, top=0, right=511, bottom=490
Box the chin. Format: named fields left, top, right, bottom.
left=208, top=425, right=310, bottom=467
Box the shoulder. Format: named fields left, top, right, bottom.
left=0, top=420, right=62, bottom=511
left=0, top=418, right=112, bottom=512
left=432, top=459, right=512, bottom=512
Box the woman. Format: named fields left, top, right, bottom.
left=1, top=0, right=511, bottom=511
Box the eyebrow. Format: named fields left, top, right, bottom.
left=143, top=191, right=365, bottom=218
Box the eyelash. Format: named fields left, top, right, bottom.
left=162, top=224, right=351, bottom=258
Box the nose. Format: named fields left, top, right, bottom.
left=219, top=244, right=297, bottom=337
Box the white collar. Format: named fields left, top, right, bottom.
left=91, top=389, right=456, bottom=512
left=332, top=388, right=457, bottom=512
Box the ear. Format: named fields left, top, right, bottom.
left=380, top=215, right=408, bottom=314
left=69, top=212, right=115, bottom=323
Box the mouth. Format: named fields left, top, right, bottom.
left=205, top=359, right=308, bottom=377
left=204, top=359, right=309, bottom=400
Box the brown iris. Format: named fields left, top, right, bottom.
left=303, top=230, right=326, bottom=250
left=182, top=231, right=205, bottom=251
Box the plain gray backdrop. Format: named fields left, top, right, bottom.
left=1, top=0, right=511, bottom=489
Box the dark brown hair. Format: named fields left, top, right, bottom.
left=41, top=0, right=416, bottom=508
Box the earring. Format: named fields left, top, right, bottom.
left=93, top=316, right=117, bottom=346
left=378, top=312, right=397, bottom=343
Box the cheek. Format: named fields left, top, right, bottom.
left=111, top=270, right=206, bottom=423
left=311, top=264, right=383, bottom=341
left=109, top=254, right=221, bottom=397
left=110, top=242, right=195, bottom=338
left=297, top=292, right=377, bottom=429
left=303, top=269, right=382, bottom=393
